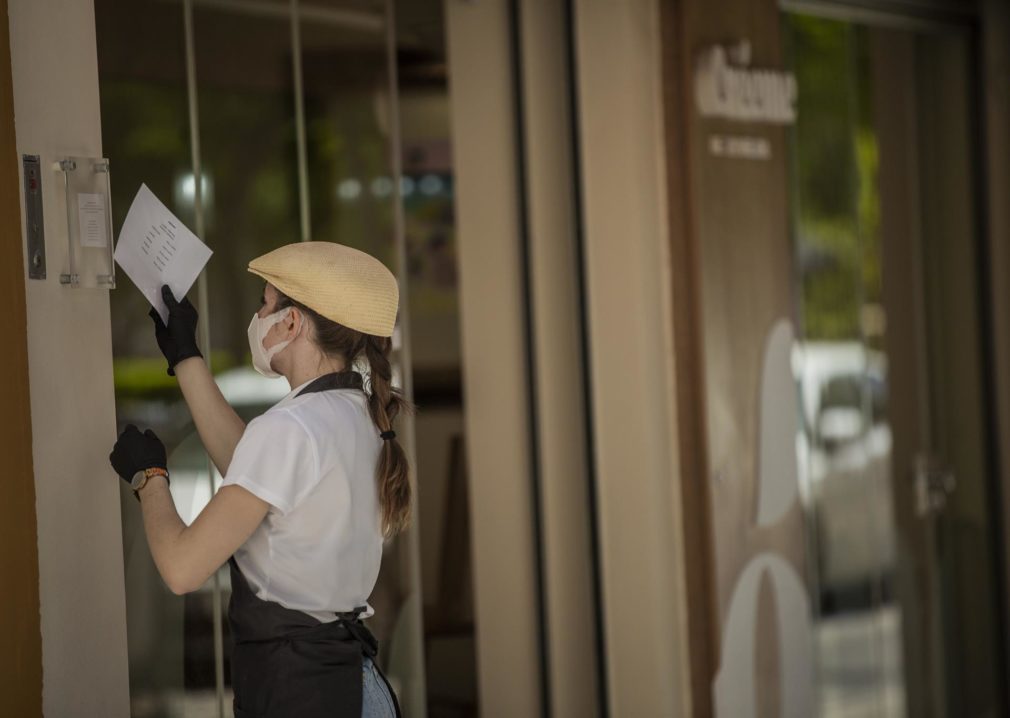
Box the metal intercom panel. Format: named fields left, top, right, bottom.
left=23, top=154, right=46, bottom=280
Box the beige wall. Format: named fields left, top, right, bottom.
left=9, top=0, right=131, bottom=715
left=445, top=1, right=544, bottom=715
left=446, top=0, right=693, bottom=714
left=519, top=0, right=600, bottom=715
left=572, top=0, right=692, bottom=715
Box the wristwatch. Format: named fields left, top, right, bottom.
left=131, top=467, right=170, bottom=502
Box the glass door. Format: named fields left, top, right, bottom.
left=97, top=1, right=428, bottom=715
left=785, top=11, right=1004, bottom=718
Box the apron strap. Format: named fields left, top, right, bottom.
left=295, top=370, right=364, bottom=397
left=335, top=607, right=402, bottom=718
left=336, top=609, right=379, bottom=659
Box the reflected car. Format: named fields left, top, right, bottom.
left=794, top=341, right=895, bottom=613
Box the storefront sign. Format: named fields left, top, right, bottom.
left=695, top=41, right=797, bottom=124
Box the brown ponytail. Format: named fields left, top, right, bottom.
left=274, top=290, right=415, bottom=538
left=362, top=334, right=414, bottom=537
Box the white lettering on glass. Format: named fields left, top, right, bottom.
left=695, top=42, right=797, bottom=125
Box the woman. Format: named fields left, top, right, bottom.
left=108, top=241, right=410, bottom=718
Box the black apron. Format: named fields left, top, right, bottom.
left=228, top=370, right=402, bottom=718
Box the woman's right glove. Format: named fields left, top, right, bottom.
left=150, top=284, right=203, bottom=376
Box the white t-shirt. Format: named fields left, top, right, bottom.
left=220, top=375, right=384, bottom=622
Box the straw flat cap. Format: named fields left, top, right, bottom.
left=248, top=241, right=399, bottom=337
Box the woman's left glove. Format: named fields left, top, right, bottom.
left=150, top=284, right=202, bottom=376
left=109, top=424, right=167, bottom=483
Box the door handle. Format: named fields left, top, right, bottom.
left=914, top=453, right=956, bottom=517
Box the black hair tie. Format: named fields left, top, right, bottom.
left=380, top=430, right=396, bottom=441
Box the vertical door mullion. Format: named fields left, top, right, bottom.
left=181, top=1, right=225, bottom=716
left=290, top=0, right=311, bottom=243
left=381, top=1, right=428, bottom=714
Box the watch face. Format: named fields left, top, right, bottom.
left=131, top=470, right=147, bottom=490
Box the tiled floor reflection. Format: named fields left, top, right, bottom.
left=131, top=688, right=234, bottom=718
left=818, top=606, right=905, bottom=717
left=182, top=690, right=234, bottom=718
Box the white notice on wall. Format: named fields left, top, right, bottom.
left=78, top=193, right=108, bottom=248
left=113, top=183, right=212, bottom=324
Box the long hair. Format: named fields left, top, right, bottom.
left=274, top=290, right=414, bottom=538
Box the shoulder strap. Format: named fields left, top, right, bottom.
left=295, top=370, right=364, bottom=397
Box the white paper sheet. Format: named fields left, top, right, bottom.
left=113, top=184, right=212, bottom=324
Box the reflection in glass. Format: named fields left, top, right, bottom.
left=785, top=15, right=903, bottom=718
left=98, top=1, right=201, bottom=714
left=787, top=11, right=1005, bottom=717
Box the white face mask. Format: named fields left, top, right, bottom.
left=247, top=307, right=299, bottom=378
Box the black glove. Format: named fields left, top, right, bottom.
left=109, top=424, right=167, bottom=483
left=150, top=284, right=202, bottom=376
